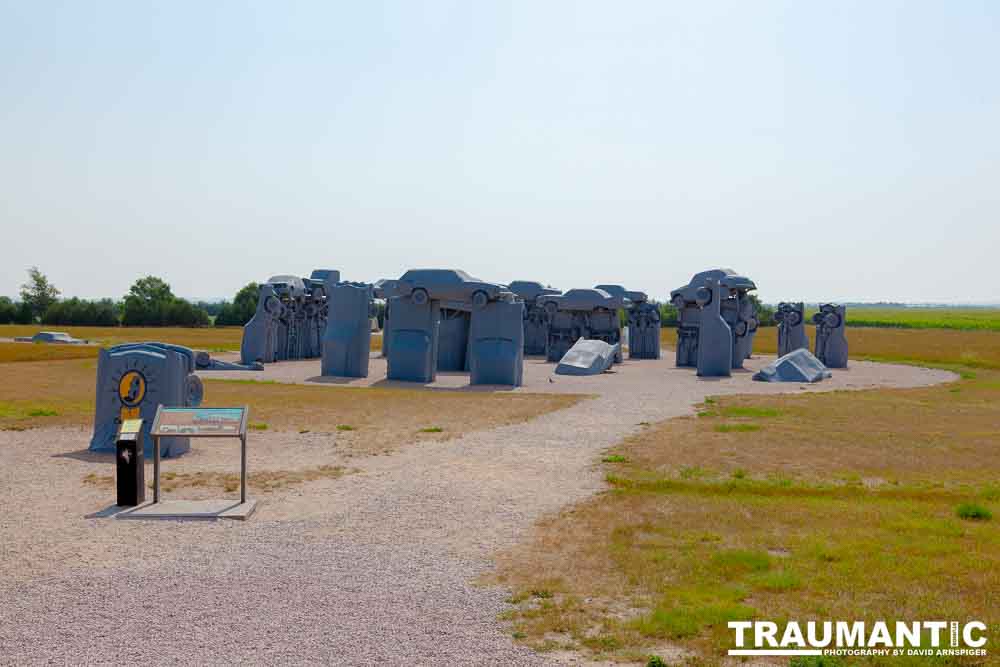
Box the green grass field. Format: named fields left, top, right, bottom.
left=0, top=324, right=245, bottom=351
left=813, top=307, right=1000, bottom=331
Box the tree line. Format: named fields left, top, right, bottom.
left=0, top=267, right=258, bottom=327
left=1, top=267, right=779, bottom=329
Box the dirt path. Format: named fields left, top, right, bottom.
left=0, top=357, right=954, bottom=665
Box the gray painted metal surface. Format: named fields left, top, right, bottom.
left=240, top=272, right=334, bottom=364
left=671, top=268, right=756, bottom=369
left=18, top=331, right=88, bottom=344
left=695, top=280, right=733, bottom=377
left=508, top=281, right=560, bottom=356
left=540, top=289, right=624, bottom=363
left=625, top=291, right=661, bottom=360
left=813, top=303, right=848, bottom=368
left=753, top=348, right=831, bottom=383
left=194, top=351, right=262, bottom=371
left=469, top=299, right=524, bottom=386
left=438, top=302, right=471, bottom=372
left=394, top=269, right=502, bottom=309
left=593, top=284, right=630, bottom=302
left=90, top=343, right=204, bottom=457
left=775, top=302, right=809, bottom=357
left=554, top=339, right=619, bottom=376
left=322, top=282, right=374, bottom=378
left=385, top=295, right=440, bottom=383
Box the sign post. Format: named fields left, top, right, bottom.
left=117, top=405, right=255, bottom=521
left=115, top=418, right=145, bottom=507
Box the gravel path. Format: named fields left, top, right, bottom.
left=0, top=356, right=954, bottom=665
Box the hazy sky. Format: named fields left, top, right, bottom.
left=2, top=1, right=997, bottom=303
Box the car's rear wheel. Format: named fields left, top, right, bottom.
left=472, top=290, right=489, bottom=309
left=411, top=288, right=429, bottom=305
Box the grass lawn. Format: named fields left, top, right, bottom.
left=0, top=324, right=246, bottom=351
left=0, top=326, right=383, bottom=363
left=0, top=357, right=580, bottom=456
left=813, top=307, right=1000, bottom=332
left=663, top=326, right=1000, bottom=370
left=497, top=336, right=1000, bottom=664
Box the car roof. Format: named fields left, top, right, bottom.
left=399, top=268, right=477, bottom=282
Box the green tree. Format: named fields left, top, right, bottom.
left=121, top=275, right=209, bottom=327
left=128, top=275, right=173, bottom=304
left=659, top=301, right=679, bottom=327
left=14, top=301, right=34, bottom=324
left=748, top=294, right=775, bottom=327
left=215, top=282, right=260, bottom=326
left=42, top=298, right=119, bottom=326
left=19, top=266, right=60, bottom=321
left=0, top=296, right=17, bottom=324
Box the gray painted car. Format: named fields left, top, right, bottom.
left=395, top=269, right=503, bottom=309
left=670, top=268, right=756, bottom=306
left=540, top=288, right=624, bottom=314
left=508, top=280, right=560, bottom=303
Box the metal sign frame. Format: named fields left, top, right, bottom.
left=148, top=405, right=250, bottom=505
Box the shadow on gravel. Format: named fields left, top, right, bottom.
left=52, top=449, right=110, bottom=463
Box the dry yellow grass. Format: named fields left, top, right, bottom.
left=663, top=325, right=1000, bottom=369
left=496, top=355, right=1000, bottom=662
left=0, top=357, right=581, bottom=453
left=0, top=324, right=245, bottom=351
left=203, top=379, right=579, bottom=455
left=0, top=342, right=99, bottom=363
left=83, top=464, right=348, bottom=494
left=0, top=328, right=383, bottom=363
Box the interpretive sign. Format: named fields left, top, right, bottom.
left=150, top=406, right=247, bottom=438
left=142, top=405, right=252, bottom=511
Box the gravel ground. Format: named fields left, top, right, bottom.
left=0, top=354, right=955, bottom=665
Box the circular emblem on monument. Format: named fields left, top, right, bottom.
left=118, top=370, right=147, bottom=407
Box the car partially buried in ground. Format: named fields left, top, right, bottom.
left=14, top=331, right=89, bottom=344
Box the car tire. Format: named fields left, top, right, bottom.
left=411, top=288, right=429, bottom=305
left=472, top=290, right=489, bottom=309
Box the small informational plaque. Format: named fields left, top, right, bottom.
left=150, top=406, right=248, bottom=438
left=119, top=418, right=143, bottom=435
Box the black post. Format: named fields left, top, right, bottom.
left=116, top=422, right=145, bottom=506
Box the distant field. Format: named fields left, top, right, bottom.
left=0, top=325, right=382, bottom=362
left=661, top=323, right=1000, bottom=369
left=0, top=324, right=245, bottom=351
left=811, top=307, right=1000, bottom=331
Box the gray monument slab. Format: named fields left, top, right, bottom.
left=89, top=343, right=204, bottom=458
left=322, top=282, right=374, bottom=378
left=386, top=295, right=441, bottom=383
left=696, top=280, right=733, bottom=377
left=468, top=299, right=524, bottom=386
